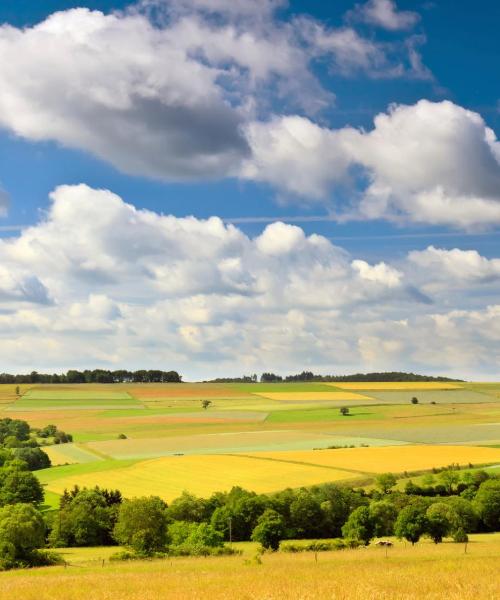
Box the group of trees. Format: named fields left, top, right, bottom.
left=39, top=468, right=500, bottom=559
left=0, top=369, right=182, bottom=384
left=0, top=417, right=70, bottom=454
left=208, top=372, right=460, bottom=383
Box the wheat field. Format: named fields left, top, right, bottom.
left=243, top=445, right=500, bottom=473
left=42, top=454, right=361, bottom=501
left=0, top=535, right=498, bottom=599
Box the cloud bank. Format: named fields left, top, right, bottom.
left=0, top=184, right=498, bottom=378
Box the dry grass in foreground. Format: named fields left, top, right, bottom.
left=0, top=536, right=499, bottom=600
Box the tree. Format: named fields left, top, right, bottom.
left=10, top=447, right=51, bottom=471
left=369, top=500, right=398, bottom=537
left=474, top=479, right=500, bottom=531
left=395, top=504, right=428, bottom=545
left=411, top=397, right=418, bottom=404
left=375, top=473, right=397, bottom=495
left=438, top=469, right=460, bottom=494
left=289, top=490, right=324, bottom=538
left=445, top=497, right=478, bottom=533
left=50, top=489, right=117, bottom=547
left=341, top=506, right=374, bottom=545
left=426, top=503, right=454, bottom=543
left=201, top=399, right=212, bottom=410
left=0, top=503, right=45, bottom=567
left=0, top=466, right=44, bottom=506
left=113, top=497, right=169, bottom=554
left=167, top=491, right=209, bottom=523
left=251, top=509, right=285, bottom=551
left=340, top=407, right=349, bottom=416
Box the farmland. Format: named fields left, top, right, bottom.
left=0, top=381, right=499, bottom=502
left=0, top=534, right=499, bottom=599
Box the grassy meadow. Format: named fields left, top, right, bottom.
left=0, top=534, right=499, bottom=599
left=1, top=381, right=500, bottom=503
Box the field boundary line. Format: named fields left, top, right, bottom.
left=77, top=444, right=113, bottom=460
left=220, top=453, right=369, bottom=476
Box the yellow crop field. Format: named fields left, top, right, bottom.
left=245, top=445, right=500, bottom=474
left=329, top=382, right=464, bottom=390
left=255, top=391, right=373, bottom=401
left=42, top=454, right=361, bottom=502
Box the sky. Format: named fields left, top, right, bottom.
left=0, top=0, right=499, bottom=380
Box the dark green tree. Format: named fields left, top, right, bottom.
left=426, top=503, right=454, bottom=543
left=369, top=500, right=398, bottom=537
left=395, top=504, right=428, bottom=545
left=251, top=509, right=285, bottom=551
left=0, top=503, right=45, bottom=567
left=113, top=497, right=169, bottom=554
left=50, top=489, right=117, bottom=547
left=341, top=506, right=374, bottom=545
left=0, top=465, right=44, bottom=506
left=474, top=479, right=500, bottom=531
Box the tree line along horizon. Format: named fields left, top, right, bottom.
left=0, top=416, right=498, bottom=570
left=0, top=370, right=461, bottom=385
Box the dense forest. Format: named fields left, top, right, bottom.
left=0, top=370, right=182, bottom=384
left=208, top=371, right=462, bottom=383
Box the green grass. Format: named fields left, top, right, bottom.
left=40, top=490, right=62, bottom=511
left=266, top=407, right=380, bottom=423
left=36, top=459, right=140, bottom=485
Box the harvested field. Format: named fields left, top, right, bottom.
left=365, top=389, right=496, bottom=404
left=255, top=392, right=373, bottom=401
left=330, top=382, right=464, bottom=390
left=22, top=389, right=133, bottom=401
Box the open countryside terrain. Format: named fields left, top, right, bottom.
left=0, top=534, right=499, bottom=599
left=1, top=381, right=500, bottom=505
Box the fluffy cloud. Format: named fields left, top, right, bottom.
left=245, top=100, right=500, bottom=228
left=0, top=184, right=498, bottom=377
left=0, top=2, right=431, bottom=183
left=0, top=8, right=250, bottom=180
left=349, top=0, right=419, bottom=31
left=408, top=246, right=500, bottom=286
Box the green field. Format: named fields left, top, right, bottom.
left=9, top=388, right=142, bottom=411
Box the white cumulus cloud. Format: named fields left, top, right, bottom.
left=0, top=184, right=498, bottom=378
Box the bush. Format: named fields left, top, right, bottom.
left=280, top=539, right=360, bottom=553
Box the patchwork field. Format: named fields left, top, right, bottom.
left=0, top=381, right=498, bottom=503
left=37, top=444, right=500, bottom=503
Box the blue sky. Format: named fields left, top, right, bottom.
left=0, top=0, right=498, bottom=378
